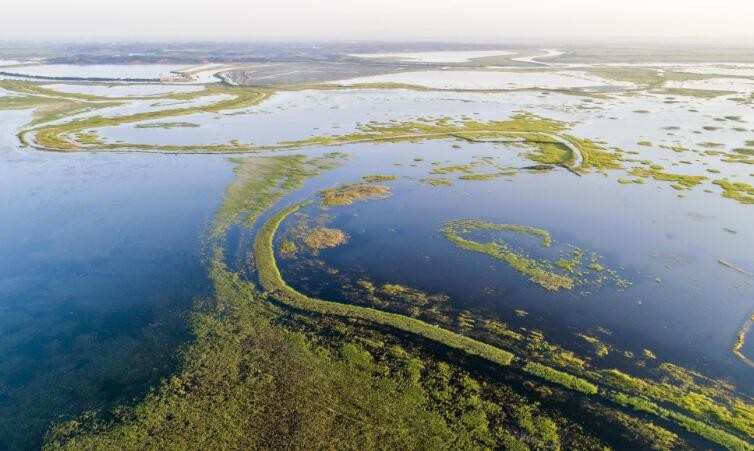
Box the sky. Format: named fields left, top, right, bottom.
left=3, top=0, right=754, bottom=42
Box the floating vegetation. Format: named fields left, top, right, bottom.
left=563, top=134, right=623, bottom=173
left=733, top=148, right=754, bottom=156
left=629, top=167, right=707, bottom=190
left=442, top=219, right=628, bottom=292
left=320, top=184, right=392, bottom=207
left=278, top=239, right=298, bottom=259
left=430, top=164, right=477, bottom=174
left=420, top=177, right=453, bottom=186
left=699, top=142, right=725, bottom=148
left=713, top=180, right=754, bottom=204
left=361, top=174, right=399, bottom=183
left=458, top=172, right=510, bottom=181
left=578, top=334, right=610, bottom=357
left=302, top=227, right=349, bottom=253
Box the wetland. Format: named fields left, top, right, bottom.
left=1, top=44, right=753, bottom=450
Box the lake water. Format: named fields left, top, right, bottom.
left=0, top=110, right=235, bottom=449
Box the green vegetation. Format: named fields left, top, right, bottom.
left=699, top=142, right=725, bottom=148
left=211, top=154, right=343, bottom=238
left=582, top=402, right=683, bottom=450
left=442, top=219, right=572, bottom=291
left=629, top=167, right=707, bottom=189
left=320, top=184, right=392, bottom=207
left=421, top=177, right=453, bottom=186
left=609, top=393, right=752, bottom=451
left=713, top=180, right=754, bottom=204
left=279, top=239, right=298, bottom=259
left=361, top=174, right=399, bottom=183
left=302, top=227, right=349, bottom=252
left=458, top=172, right=510, bottom=181
left=442, top=219, right=627, bottom=292
left=562, top=134, right=623, bottom=173
left=431, top=163, right=477, bottom=174
left=733, top=148, right=754, bottom=156
left=20, top=83, right=271, bottom=151
left=523, top=362, right=598, bottom=395
left=600, top=366, right=754, bottom=440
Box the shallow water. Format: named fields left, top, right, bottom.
left=0, top=110, right=235, bottom=449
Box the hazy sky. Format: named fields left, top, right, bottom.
left=4, top=0, right=754, bottom=42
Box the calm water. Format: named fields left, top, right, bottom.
left=0, top=110, right=234, bottom=449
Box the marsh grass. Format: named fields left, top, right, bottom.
left=320, top=184, right=391, bottom=207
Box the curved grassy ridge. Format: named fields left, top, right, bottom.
left=21, top=84, right=272, bottom=151
left=257, top=202, right=754, bottom=451
left=255, top=202, right=515, bottom=367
